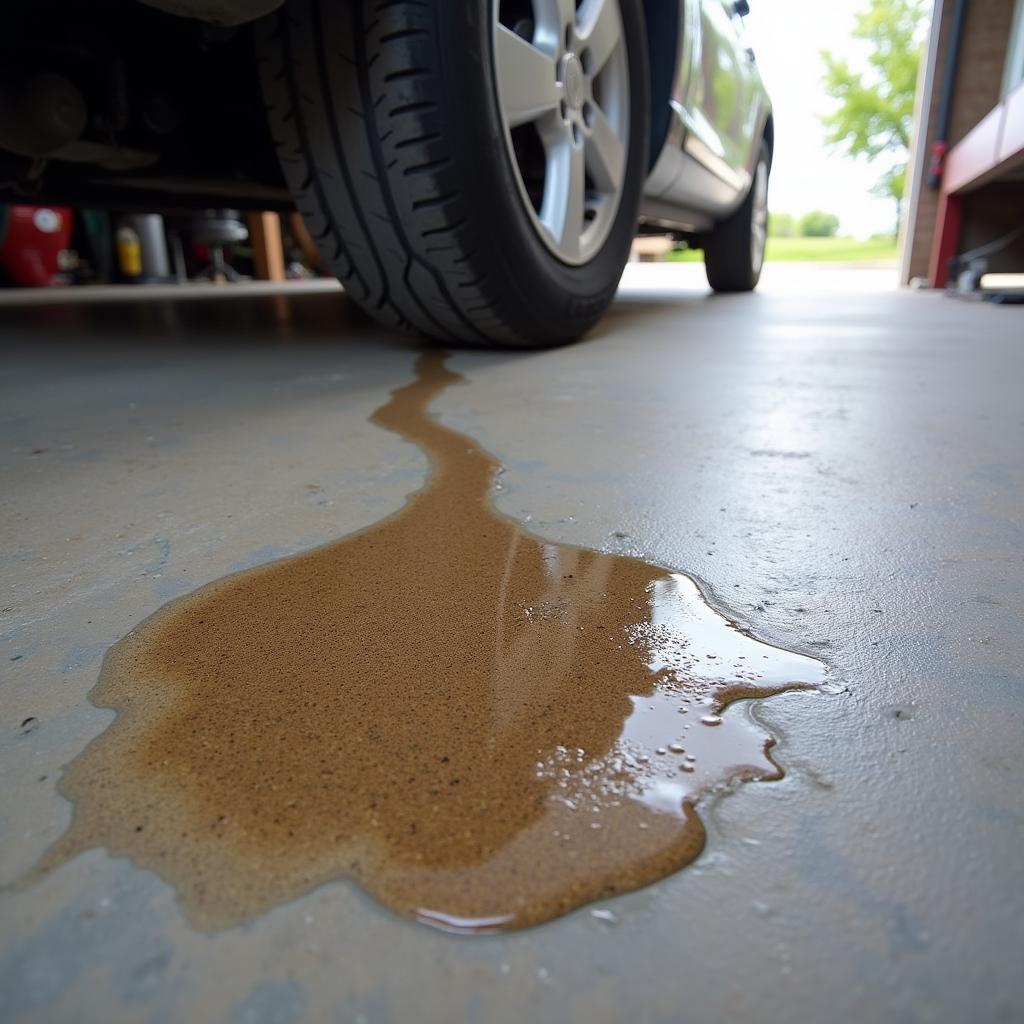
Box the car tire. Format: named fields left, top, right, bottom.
left=254, top=0, right=649, bottom=347
left=703, top=141, right=769, bottom=293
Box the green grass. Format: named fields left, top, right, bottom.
left=664, top=236, right=899, bottom=263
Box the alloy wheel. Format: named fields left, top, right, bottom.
left=493, top=0, right=631, bottom=265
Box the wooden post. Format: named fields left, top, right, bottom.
left=247, top=211, right=286, bottom=282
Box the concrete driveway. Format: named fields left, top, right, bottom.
left=1, top=264, right=1022, bottom=1023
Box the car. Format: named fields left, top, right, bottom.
left=0, top=0, right=772, bottom=346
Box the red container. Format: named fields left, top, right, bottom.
left=0, top=205, right=73, bottom=287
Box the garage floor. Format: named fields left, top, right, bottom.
left=1, top=264, right=1022, bottom=1023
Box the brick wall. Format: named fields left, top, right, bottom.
left=904, top=0, right=1017, bottom=281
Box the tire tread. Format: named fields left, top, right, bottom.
left=255, top=0, right=526, bottom=343
left=704, top=142, right=768, bottom=294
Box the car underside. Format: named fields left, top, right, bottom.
left=0, top=0, right=292, bottom=212
left=0, top=0, right=683, bottom=221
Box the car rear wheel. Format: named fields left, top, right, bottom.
left=255, top=0, right=649, bottom=347
left=703, top=141, right=769, bottom=293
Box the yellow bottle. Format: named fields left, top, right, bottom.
left=116, top=224, right=142, bottom=278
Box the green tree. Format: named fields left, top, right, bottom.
left=768, top=212, right=796, bottom=238
left=799, top=211, right=840, bottom=238
left=821, top=0, right=927, bottom=228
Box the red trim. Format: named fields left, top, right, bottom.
left=944, top=105, right=1005, bottom=193
left=928, top=191, right=963, bottom=289
left=928, top=81, right=1024, bottom=286
left=999, top=80, right=1024, bottom=164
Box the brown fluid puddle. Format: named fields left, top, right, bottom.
left=35, top=353, right=825, bottom=932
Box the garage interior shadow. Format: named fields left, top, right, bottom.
left=0, top=276, right=720, bottom=355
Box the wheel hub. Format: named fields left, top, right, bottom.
left=560, top=53, right=586, bottom=112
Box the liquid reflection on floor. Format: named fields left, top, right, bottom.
left=33, top=352, right=826, bottom=932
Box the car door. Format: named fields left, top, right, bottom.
left=675, top=0, right=760, bottom=190
left=714, top=0, right=763, bottom=173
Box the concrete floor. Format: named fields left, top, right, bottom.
left=1, top=264, right=1022, bottom=1023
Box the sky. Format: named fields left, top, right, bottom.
left=740, top=0, right=926, bottom=237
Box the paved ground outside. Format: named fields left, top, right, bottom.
left=1, top=264, right=1021, bottom=1023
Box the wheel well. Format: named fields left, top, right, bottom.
left=641, top=0, right=680, bottom=170
left=762, top=113, right=774, bottom=169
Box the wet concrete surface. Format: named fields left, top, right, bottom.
left=32, top=350, right=825, bottom=935
left=1, top=263, right=1022, bottom=1022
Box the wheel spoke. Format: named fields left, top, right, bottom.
left=492, top=0, right=629, bottom=266
left=584, top=102, right=625, bottom=193
left=542, top=134, right=586, bottom=261
left=576, top=0, right=622, bottom=75
left=495, top=24, right=561, bottom=127
left=533, top=0, right=577, bottom=51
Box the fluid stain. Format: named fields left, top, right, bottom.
left=34, top=353, right=825, bottom=933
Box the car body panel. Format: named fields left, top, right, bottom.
left=642, top=0, right=771, bottom=228
left=135, top=0, right=283, bottom=25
